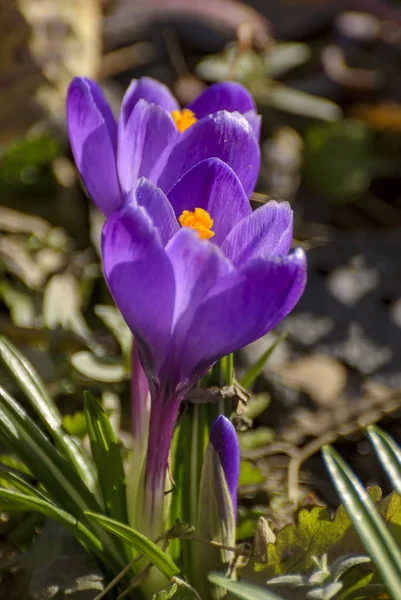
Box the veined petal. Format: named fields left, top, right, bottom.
left=209, top=415, right=240, bottom=517
left=167, top=228, right=232, bottom=329
left=120, top=77, right=179, bottom=129
left=101, top=204, right=175, bottom=376
left=221, top=201, right=293, bottom=267
left=167, top=158, right=251, bottom=245
left=134, top=178, right=179, bottom=246
left=162, top=228, right=232, bottom=387
left=155, top=111, right=260, bottom=198
left=67, top=77, right=122, bottom=216
left=178, top=249, right=307, bottom=379
left=187, top=82, right=256, bottom=118
left=117, top=99, right=177, bottom=195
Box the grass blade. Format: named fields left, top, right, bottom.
left=0, top=463, right=50, bottom=502
left=208, top=574, right=284, bottom=600
left=0, top=385, right=126, bottom=570
left=0, top=335, right=96, bottom=490
left=0, top=487, right=103, bottom=553
left=367, top=425, right=401, bottom=496
left=322, top=445, right=401, bottom=599
left=84, top=392, right=128, bottom=524
left=85, top=512, right=180, bottom=579
left=240, top=332, right=287, bottom=389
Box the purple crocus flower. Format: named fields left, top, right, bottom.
left=101, top=163, right=307, bottom=528
left=67, top=76, right=261, bottom=218
left=209, top=415, right=240, bottom=519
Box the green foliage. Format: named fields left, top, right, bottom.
left=152, top=582, right=178, bottom=599
left=0, top=134, right=59, bottom=195
left=367, top=425, right=401, bottom=497
left=208, top=573, right=283, bottom=600
left=196, top=43, right=340, bottom=121
left=240, top=333, right=287, bottom=390
left=62, top=412, right=88, bottom=438
left=71, top=351, right=127, bottom=383
left=0, top=335, right=179, bottom=599
left=264, top=490, right=379, bottom=577
left=84, top=392, right=128, bottom=524
left=237, top=507, right=266, bottom=540
left=303, top=121, right=373, bottom=203
left=238, top=427, right=275, bottom=451
left=266, top=554, right=374, bottom=600
left=169, top=404, right=212, bottom=573
left=238, top=461, right=265, bottom=487
left=85, top=512, right=180, bottom=579
left=323, top=445, right=401, bottom=599
left=0, top=335, right=96, bottom=491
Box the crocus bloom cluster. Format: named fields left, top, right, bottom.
left=67, top=76, right=307, bottom=529
left=67, top=76, right=261, bottom=218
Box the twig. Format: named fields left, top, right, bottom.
left=287, top=432, right=338, bottom=505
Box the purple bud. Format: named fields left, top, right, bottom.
left=209, top=415, right=240, bottom=517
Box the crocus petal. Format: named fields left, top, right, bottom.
left=134, top=178, right=179, bottom=246
left=244, top=109, right=262, bottom=139
left=162, top=229, right=232, bottom=387
left=155, top=111, right=260, bottom=198
left=167, top=158, right=251, bottom=245
left=209, top=415, right=240, bottom=517
left=167, top=228, right=232, bottom=330
left=178, top=249, right=307, bottom=379
left=120, top=77, right=179, bottom=129
left=221, top=201, right=293, bottom=267
left=187, top=82, right=256, bottom=119
left=101, top=204, right=175, bottom=376
left=117, top=99, right=177, bottom=196
left=67, top=77, right=123, bottom=216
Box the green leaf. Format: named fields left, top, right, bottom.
left=331, top=554, right=371, bottom=582
left=169, top=404, right=211, bottom=570
left=303, top=121, right=373, bottom=203
left=94, top=304, right=132, bottom=357
left=84, top=391, right=127, bottom=524
left=208, top=574, right=284, bottom=600
left=238, top=427, right=274, bottom=451
left=0, top=463, right=50, bottom=502
left=367, top=425, right=401, bottom=496
left=264, top=488, right=381, bottom=576
left=265, top=43, right=311, bottom=78
left=43, top=273, right=90, bottom=340
left=63, top=412, right=87, bottom=438
left=307, top=582, right=342, bottom=599
left=220, top=353, right=234, bottom=386
left=0, top=384, right=126, bottom=571
left=236, top=506, right=265, bottom=539
left=71, top=351, right=127, bottom=382
left=243, top=394, right=270, bottom=420
left=240, top=333, right=287, bottom=389
left=84, top=512, right=180, bottom=579
left=322, top=445, right=401, bottom=599
left=267, top=83, right=341, bottom=121
left=238, top=460, right=265, bottom=487
left=0, top=335, right=95, bottom=491
left=0, top=488, right=103, bottom=553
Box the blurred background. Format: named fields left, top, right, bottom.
left=2, top=0, right=401, bottom=532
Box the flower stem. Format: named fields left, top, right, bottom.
left=143, top=388, right=183, bottom=537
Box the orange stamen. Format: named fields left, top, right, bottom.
left=171, top=109, right=197, bottom=133
left=179, top=207, right=214, bottom=240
